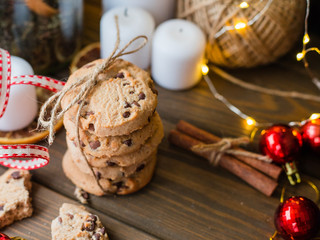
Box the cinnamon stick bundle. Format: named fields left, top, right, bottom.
left=176, top=120, right=282, bottom=180
left=168, top=122, right=280, bottom=197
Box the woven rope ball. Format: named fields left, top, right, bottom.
left=177, top=0, right=306, bottom=68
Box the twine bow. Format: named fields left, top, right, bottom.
left=38, top=16, right=148, bottom=145
left=192, top=136, right=272, bottom=166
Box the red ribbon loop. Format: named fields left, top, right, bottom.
left=0, top=48, right=65, bottom=170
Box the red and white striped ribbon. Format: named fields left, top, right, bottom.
left=0, top=48, right=65, bottom=170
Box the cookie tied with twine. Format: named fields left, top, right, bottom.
left=177, top=0, right=306, bottom=68
left=38, top=16, right=148, bottom=194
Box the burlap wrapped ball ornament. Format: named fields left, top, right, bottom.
left=177, top=0, right=306, bottom=68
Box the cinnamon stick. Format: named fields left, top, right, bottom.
left=176, top=120, right=282, bottom=180
left=168, top=130, right=278, bottom=196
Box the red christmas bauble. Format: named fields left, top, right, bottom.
left=0, top=233, right=11, bottom=240
left=260, top=125, right=302, bottom=164
left=301, top=119, right=320, bottom=154
left=274, top=196, right=320, bottom=240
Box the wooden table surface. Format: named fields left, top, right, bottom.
left=1, top=1, right=320, bottom=239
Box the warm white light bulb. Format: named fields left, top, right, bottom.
left=296, top=52, right=304, bottom=61
left=310, top=113, right=320, bottom=120
left=239, top=2, right=249, bottom=8
left=234, top=22, right=246, bottom=30
left=246, top=117, right=256, bottom=126
left=303, top=34, right=310, bottom=44
left=202, top=65, right=209, bottom=75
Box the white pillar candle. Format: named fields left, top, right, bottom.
left=152, top=19, right=206, bottom=90
left=0, top=56, right=37, bottom=131
left=100, top=7, right=155, bottom=70
left=102, top=0, right=176, bottom=26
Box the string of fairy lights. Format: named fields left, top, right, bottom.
left=214, top=0, right=273, bottom=38
left=203, top=0, right=320, bottom=129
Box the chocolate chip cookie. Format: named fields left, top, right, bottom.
left=62, top=150, right=157, bottom=196
left=67, top=119, right=164, bottom=169
left=61, top=59, right=158, bottom=137
left=65, top=112, right=161, bottom=158
left=51, top=203, right=109, bottom=240
left=0, top=169, right=32, bottom=229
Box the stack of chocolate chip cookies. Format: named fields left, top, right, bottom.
left=61, top=59, right=163, bottom=196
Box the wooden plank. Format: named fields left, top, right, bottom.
left=0, top=180, right=157, bottom=240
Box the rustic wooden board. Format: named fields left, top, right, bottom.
left=0, top=180, right=158, bottom=240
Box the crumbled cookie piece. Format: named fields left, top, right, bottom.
left=74, top=187, right=89, bottom=204
left=0, top=169, right=32, bottom=229
left=51, top=203, right=109, bottom=240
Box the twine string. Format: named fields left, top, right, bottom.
left=191, top=136, right=271, bottom=166
left=38, top=15, right=148, bottom=194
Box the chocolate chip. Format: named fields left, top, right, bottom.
left=78, top=100, right=88, bottom=105
left=88, top=123, right=95, bottom=131
left=98, top=227, right=106, bottom=235
left=132, top=101, right=140, bottom=107
left=81, top=223, right=85, bottom=231
left=85, top=221, right=95, bottom=231
left=123, top=139, right=132, bottom=147
left=123, top=82, right=130, bottom=86
left=58, top=217, right=62, bottom=223
left=106, top=161, right=116, bottom=167
left=86, top=111, right=94, bottom=116
left=123, top=111, right=130, bottom=118
left=124, top=102, right=131, bottom=108
left=0, top=205, right=4, bottom=211
left=93, top=233, right=101, bottom=240
left=95, top=171, right=101, bottom=180
left=66, top=213, right=74, bottom=219
left=136, top=164, right=145, bottom=172
left=89, top=214, right=97, bottom=222
left=89, top=140, right=101, bottom=150
left=80, top=140, right=86, bottom=147
left=113, top=181, right=123, bottom=189
left=148, top=117, right=151, bottom=123
left=129, top=91, right=134, bottom=94
left=138, top=92, right=146, bottom=100
left=116, top=72, right=124, bottom=78
left=149, top=83, right=158, bottom=95
left=11, top=171, right=21, bottom=179
left=81, top=191, right=89, bottom=200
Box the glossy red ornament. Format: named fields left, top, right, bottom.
left=274, top=196, right=320, bottom=240
left=0, top=233, right=11, bottom=240
left=260, top=125, right=302, bottom=164
left=301, top=118, right=320, bottom=154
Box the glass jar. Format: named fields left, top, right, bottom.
left=0, top=0, right=83, bottom=74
